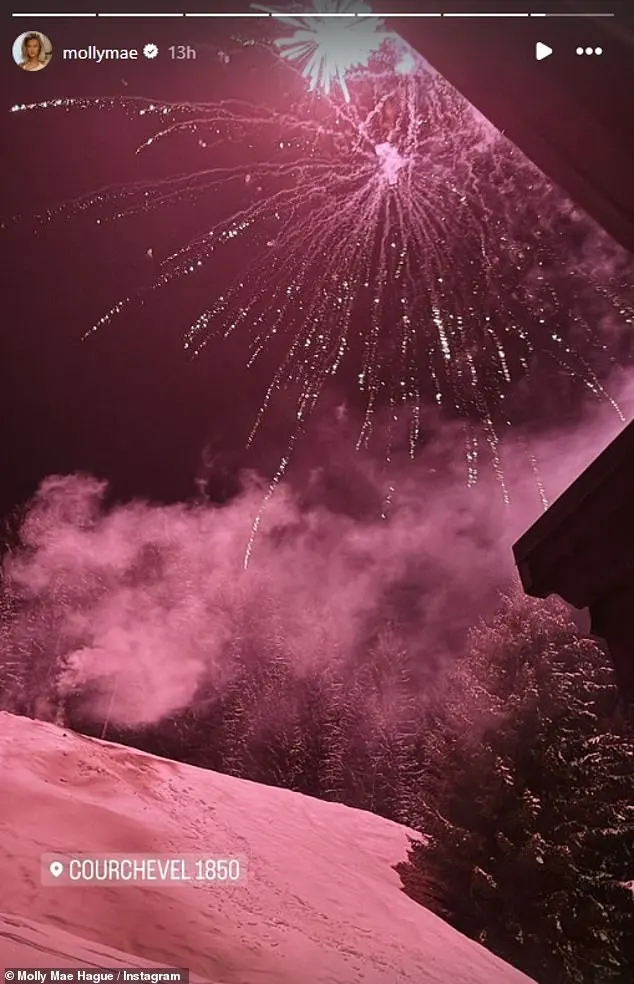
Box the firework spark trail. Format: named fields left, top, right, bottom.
left=8, top=21, right=634, bottom=563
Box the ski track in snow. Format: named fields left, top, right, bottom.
left=0, top=711, right=535, bottom=983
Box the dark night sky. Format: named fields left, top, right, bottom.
left=0, top=11, right=278, bottom=521
left=1, top=1, right=633, bottom=526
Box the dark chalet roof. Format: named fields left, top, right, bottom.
left=513, top=420, right=634, bottom=703
left=513, top=419, right=634, bottom=610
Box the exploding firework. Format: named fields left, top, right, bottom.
left=7, top=4, right=634, bottom=562
left=253, top=0, right=387, bottom=103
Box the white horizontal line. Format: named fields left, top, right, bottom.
left=443, top=11, right=530, bottom=15
left=98, top=11, right=184, bottom=15
left=185, top=10, right=270, bottom=14
left=539, top=10, right=615, bottom=14
left=11, top=8, right=616, bottom=16
left=12, top=10, right=97, bottom=14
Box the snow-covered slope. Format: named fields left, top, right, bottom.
left=0, top=712, right=534, bottom=983
left=0, top=910, right=206, bottom=982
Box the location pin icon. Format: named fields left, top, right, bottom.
left=49, top=860, right=64, bottom=878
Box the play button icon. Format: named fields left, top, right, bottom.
left=536, top=42, right=553, bottom=61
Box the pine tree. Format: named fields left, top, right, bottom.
left=346, top=626, right=423, bottom=821
left=397, top=590, right=634, bottom=984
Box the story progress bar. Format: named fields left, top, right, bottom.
left=10, top=11, right=617, bottom=18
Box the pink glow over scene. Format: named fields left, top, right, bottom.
left=1, top=1, right=634, bottom=982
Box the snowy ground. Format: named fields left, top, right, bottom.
left=0, top=711, right=534, bottom=983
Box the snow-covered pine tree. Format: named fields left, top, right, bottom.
left=335, top=625, right=423, bottom=820
left=397, top=590, right=634, bottom=984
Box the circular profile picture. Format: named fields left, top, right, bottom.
left=12, top=31, right=53, bottom=72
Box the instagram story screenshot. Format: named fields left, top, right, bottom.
left=0, top=1, right=633, bottom=982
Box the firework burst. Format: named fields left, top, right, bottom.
left=7, top=8, right=634, bottom=565
left=253, top=0, right=388, bottom=103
